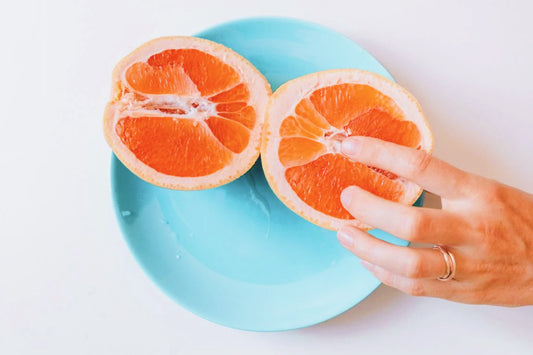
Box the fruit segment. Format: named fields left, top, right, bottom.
left=142, top=49, right=241, bottom=96
left=206, top=117, right=250, bottom=154
left=125, top=62, right=199, bottom=96
left=210, top=83, right=250, bottom=103
left=218, top=106, right=257, bottom=130
left=308, top=84, right=404, bottom=128
left=278, top=137, right=326, bottom=167
left=280, top=116, right=322, bottom=139
left=343, top=108, right=420, bottom=148
left=116, top=117, right=233, bottom=176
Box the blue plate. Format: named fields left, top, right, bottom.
left=111, top=17, right=420, bottom=331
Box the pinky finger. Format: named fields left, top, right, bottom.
left=361, top=261, right=457, bottom=299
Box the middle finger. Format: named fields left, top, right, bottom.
left=341, top=185, right=468, bottom=246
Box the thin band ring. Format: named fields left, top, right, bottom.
left=433, top=245, right=456, bottom=281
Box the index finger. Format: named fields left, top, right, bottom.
left=341, top=136, right=475, bottom=198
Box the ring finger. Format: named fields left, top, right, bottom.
left=360, top=262, right=460, bottom=299
left=338, top=225, right=463, bottom=280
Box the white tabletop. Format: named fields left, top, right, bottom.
left=1, top=0, right=532, bottom=354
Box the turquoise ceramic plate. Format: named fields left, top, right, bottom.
left=111, top=17, right=420, bottom=331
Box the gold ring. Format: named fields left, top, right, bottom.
left=433, top=245, right=456, bottom=281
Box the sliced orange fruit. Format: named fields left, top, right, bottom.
left=261, top=69, right=433, bottom=230
left=104, top=37, right=271, bottom=190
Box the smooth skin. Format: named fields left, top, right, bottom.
left=337, top=136, right=533, bottom=306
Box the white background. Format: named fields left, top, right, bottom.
left=1, top=0, right=533, bottom=354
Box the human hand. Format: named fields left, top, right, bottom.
left=337, top=136, right=533, bottom=306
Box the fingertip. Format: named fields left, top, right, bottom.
left=341, top=185, right=372, bottom=211
left=341, top=137, right=362, bottom=157
left=340, top=186, right=356, bottom=207
left=337, top=227, right=355, bottom=248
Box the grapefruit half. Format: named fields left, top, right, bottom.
left=261, top=69, right=433, bottom=230
left=104, top=36, right=271, bottom=190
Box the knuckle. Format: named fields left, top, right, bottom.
left=468, top=216, right=503, bottom=246
left=405, top=281, right=426, bottom=297
left=403, top=212, right=427, bottom=240
left=479, top=180, right=507, bottom=204
left=362, top=143, right=382, bottom=166
left=378, top=273, right=396, bottom=288
left=381, top=273, right=426, bottom=297
left=407, top=150, right=432, bottom=176
left=404, top=253, right=425, bottom=278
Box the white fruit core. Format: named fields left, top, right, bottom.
left=115, top=91, right=217, bottom=120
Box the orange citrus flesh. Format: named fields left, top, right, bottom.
left=116, top=49, right=256, bottom=177
left=278, top=83, right=421, bottom=219
left=115, top=117, right=234, bottom=177
left=126, top=49, right=240, bottom=96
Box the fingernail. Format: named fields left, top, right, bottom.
left=342, top=138, right=361, bottom=157
left=340, top=186, right=355, bottom=207
left=337, top=228, right=354, bottom=248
